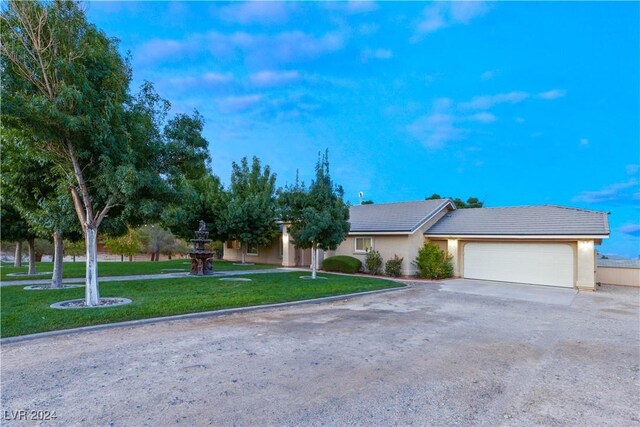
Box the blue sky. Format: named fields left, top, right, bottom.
left=86, top=1, right=639, bottom=258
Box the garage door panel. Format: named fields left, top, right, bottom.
left=463, top=242, right=574, bottom=288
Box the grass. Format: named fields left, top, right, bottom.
left=0, top=259, right=274, bottom=282
left=0, top=272, right=403, bottom=338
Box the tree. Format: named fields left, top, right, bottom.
left=64, top=239, right=85, bottom=262
left=1, top=2, right=210, bottom=304
left=361, top=200, right=374, bottom=205
left=103, top=228, right=143, bottom=261
left=279, top=151, right=350, bottom=279
left=1, top=131, right=81, bottom=287
left=0, top=203, right=38, bottom=274
left=221, top=157, right=278, bottom=264
left=426, top=193, right=484, bottom=209
left=162, top=174, right=226, bottom=242
left=138, top=225, right=177, bottom=261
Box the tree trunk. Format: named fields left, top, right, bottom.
left=241, top=243, right=246, bottom=264
left=129, top=255, right=133, bottom=262
left=51, top=230, right=64, bottom=289
left=14, top=241, right=22, bottom=267
left=85, top=227, right=100, bottom=306
left=168, top=253, right=172, bottom=260
left=120, top=254, right=124, bottom=262
left=150, top=252, right=155, bottom=261
left=27, top=238, right=36, bottom=275
left=311, top=243, right=317, bottom=279
left=72, top=255, right=76, bottom=262
left=155, top=250, right=160, bottom=261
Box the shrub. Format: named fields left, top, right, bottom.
left=413, top=242, right=454, bottom=279
left=322, top=255, right=362, bottom=274
left=364, top=249, right=383, bottom=275
left=385, top=255, right=404, bottom=277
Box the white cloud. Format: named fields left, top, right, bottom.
left=579, top=138, right=589, bottom=146
left=460, top=91, right=530, bottom=110
left=136, top=30, right=347, bottom=67
left=407, top=98, right=463, bottom=149
left=249, top=70, right=301, bottom=87
left=626, top=164, right=639, bottom=176
left=538, top=89, right=567, bottom=100
left=618, top=223, right=640, bottom=236
left=469, top=112, right=497, bottom=123
left=217, top=94, right=263, bottom=113
left=573, top=178, right=640, bottom=204
left=480, top=70, right=496, bottom=81
left=362, top=48, right=393, bottom=61
left=169, top=72, right=234, bottom=89
left=217, top=2, right=290, bottom=25
left=414, top=1, right=490, bottom=38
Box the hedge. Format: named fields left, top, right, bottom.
left=322, top=255, right=362, bottom=274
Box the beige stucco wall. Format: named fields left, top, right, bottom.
left=223, top=236, right=282, bottom=265
left=333, top=234, right=411, bottom=274
left=596, top=267, right=640, bottom=287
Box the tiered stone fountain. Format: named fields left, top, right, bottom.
left=189, top=220, right=214, bottom=276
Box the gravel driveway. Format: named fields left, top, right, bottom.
left=1, top=280, right=638, bottom=426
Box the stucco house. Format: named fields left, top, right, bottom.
left=223, top=199, right=610, bottom=290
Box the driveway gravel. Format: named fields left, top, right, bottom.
left=1, top=280, right=638, bottom=426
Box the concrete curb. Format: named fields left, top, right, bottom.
left=1, top=284, right=409, bottom=345
left=0, top=267, right=306, bottom=287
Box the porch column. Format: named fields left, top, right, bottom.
left=447, top=239, right=460, bottom=277
left=281, top=225, right=297, bottom=267
left=576, top=240, right=596, bottom=291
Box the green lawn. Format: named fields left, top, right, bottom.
left=0, top=272, right=402, bottom=338
left=0, top=259, right=274, bottom=281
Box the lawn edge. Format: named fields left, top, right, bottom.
left=1, top=282, right=410, bottom=344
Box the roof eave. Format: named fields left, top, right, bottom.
left=424, top=233, right=610, bottom=239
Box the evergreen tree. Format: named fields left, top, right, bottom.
left=279, top=151, right=350, bottom=279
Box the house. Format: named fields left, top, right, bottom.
left=223, top=199, right=610, bottom=290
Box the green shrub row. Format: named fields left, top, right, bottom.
left=322, top=253, right=404, bottom=277
left=322, top=255, right=362, bottom=274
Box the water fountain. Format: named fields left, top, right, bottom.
left=189, top=220, right=214, bottom=276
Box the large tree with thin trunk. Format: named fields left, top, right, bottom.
left=1, top=134, right=81, bottom=287
left=1, top=1, right=209, bottom=304
left=0, top=202, right=38, bottom=274
left=278, top=151, right=350, bottom=279
left=221, top=157, right=278, bottom=264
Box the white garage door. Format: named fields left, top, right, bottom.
left=463, top=242, right=574, bottom=288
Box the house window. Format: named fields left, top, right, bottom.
left=247, top=243, right=259, bottom=256
left=355, top=237, right=373, bottom=253
left=226, top=240, right=233, bottom=249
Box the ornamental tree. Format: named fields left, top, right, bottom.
left=279, top=151, right=350, bottom=279
left=221, top=157, right=278, bottom=264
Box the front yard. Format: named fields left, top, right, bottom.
left=0, top=272, right=402, bottom=338
left=0, top=259, right=273, bottom=281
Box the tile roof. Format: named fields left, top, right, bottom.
left=425, top=205, right=610, bottom=236
left=349, top=199, right=453, bottom=233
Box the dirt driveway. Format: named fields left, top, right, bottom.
left=2, top=280, right=639, bottom=426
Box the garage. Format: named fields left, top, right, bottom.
left=463, top=242, right=574, bottom=288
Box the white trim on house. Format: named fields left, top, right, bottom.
left=425, top=234, right=608, bottom=240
